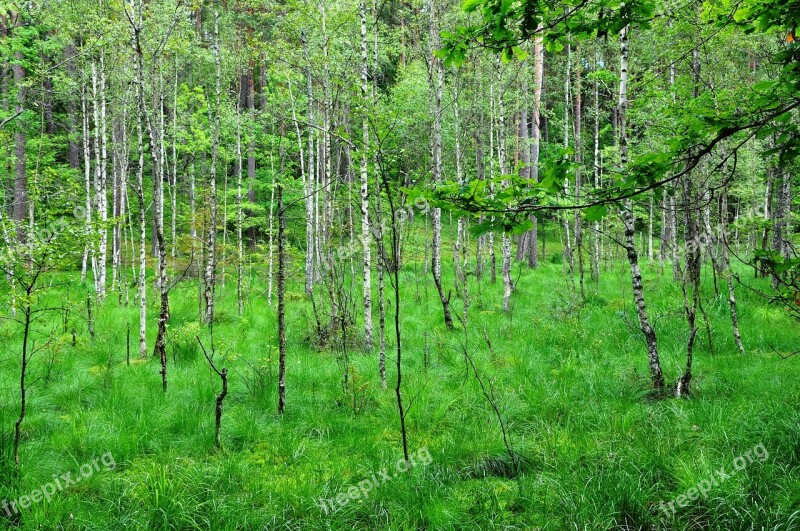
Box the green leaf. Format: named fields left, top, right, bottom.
left=752, top=80, right=777, bottom=92
left=545, top=39, right=564, bottom=53
left=462, top=0, right=484, bottom=13
left=585, top=205, right=608, bottom=222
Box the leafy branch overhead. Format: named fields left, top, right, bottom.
left=430, top=0, right=800, bottom=232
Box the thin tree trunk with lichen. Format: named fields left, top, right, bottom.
left=719, top=186, right=745, bottom=353
left=675, top=175, right=700, bottom=397
left=277, top=184, right=287, bottom=415
left=428, top=0, right=453, bottom=329
left=13, top=301, right=31, bottom=470
left=142, top=47, right=169, bottom=392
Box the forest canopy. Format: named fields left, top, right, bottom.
left=0, top=0, right=798, bottom=528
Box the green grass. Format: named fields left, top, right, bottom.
left=0, top=229, right=799, bottom=529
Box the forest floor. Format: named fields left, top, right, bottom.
left=0, top=230, right=799, bottom=530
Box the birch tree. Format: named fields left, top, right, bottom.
left=126, top=0, right=148, bottom=358
left=617, top=25, right=664, bottom=391
left=91, top=53, right=108, bottom=299
left=428, top=0, right=453, bottom=329
left=496, top=62, right=512, bottom=312
left=360, top=1, right=373, bottom=349
left=204, top=10, right=221, bottom=325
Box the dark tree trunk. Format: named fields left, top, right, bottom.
left=66, top=45, right=81, bottom=169
left=13, top=305, right=31, bottom=470
left=42, top=71, right=55, bottom=135
left=12, top=57, right=27, bottom=243
left=277, top=184, right=287, bottom=415
left=247, top=62, right=258, bottom=245
left=676, top=176, right=700, bottom=397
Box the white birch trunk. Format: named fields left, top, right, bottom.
left=618, top=25, right=664, bottom=390
left=267, top=152, right=276, bottom=305
left=300, top=34, right=316, bottom=294
left=236, top=111, right=244, bottom=316
left=81, top=82, right=93, bottom=284
left=94, top=52, right=108, bottom=299
left=592, top=47, right=601, bottom=286
left=130, top=3, right=148, bottom=357
left=428, top=0, right=452, bottom=328
left=171, top=63, right=178, bottom=259
left=204, top=10, right=221, bottom=325
left=360, top=1, right=373, bottom=349
left=562, top=39, right=573, bottom=274
left=496, top=61, right=512, bottom=312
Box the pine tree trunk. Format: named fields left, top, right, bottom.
left=66, top=44, right=81, bottom=170
left=11, top=53, right=26, bottom=244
